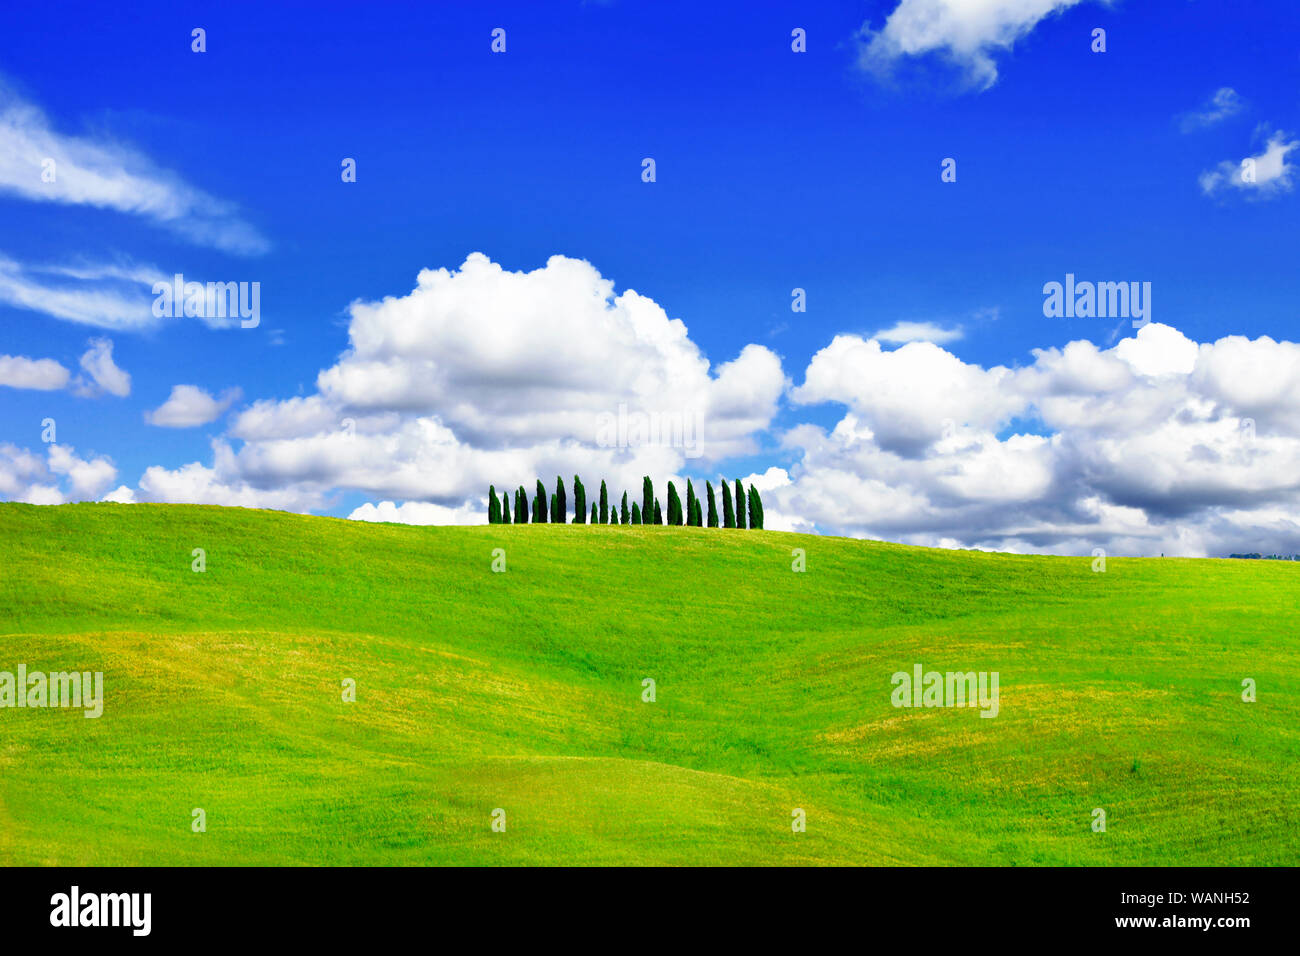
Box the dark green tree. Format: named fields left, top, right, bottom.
left=555, top=477, right=567, bottom=524
left=631, top=502, right=642, bottom=524
left=706, top=481, right=719, bottom=527
left=666, top=481, right=682, bottom=525
left=516, top=486, right=528, bottom=524
left=500, top=489, right=511, bottom=524
left=653, top=498, right=663, bottom=524
left=591, top=502, right=598, bottom=523
left=686, top=480, right=697, bottom=526
left=488, top=485, right=500, bottom=524
left=734, top=479, right=746, bottom=529
left=749, top=486, right=764, bottom=529
left=642, top=477, right=653, bottom=526
left=722, top=480, right=735, bottom=528
left=573, top=475, right=586, bottom=524
left=534, top=480, right=547, bottom=523
left=693, top=499, right=703, bottom=526
left=599, top=480, right=609, bottom=524
left=620, top=491, right=629, bottom=525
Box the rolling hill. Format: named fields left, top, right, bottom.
left=0, top=502, right=1296, bottom=865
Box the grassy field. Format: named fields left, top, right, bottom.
left=0, top=501, right=1296, bottom=866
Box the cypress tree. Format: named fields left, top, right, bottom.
left=599, top=480, right=609, bottom=524
left=665, top=482, right=680, bottom=525
left=609, top=507, right=616, bottom=525
left=488, top=485, right=500, bottom=524
left=642, top=477, right=653, bottom=526
left=591, top=502, right=598, bottom=523
left=631, top=502, right=642, bottom=524
left=573, top=475, right=586, bottom=524
left=750, top=486, right=764, bottom=529
left=694, top=499, right=703, bottom=526
left=555, top=477, right=567, bottom=524
left=501, top=490, right=511, bottom=524
left=722, top=480, right=735, bottom=528
left=734, top=480, right=746, bottom=529
left=620, top=492, right=629, bottom=525
left=706, top=481, right=719, bottom=527
left=653, top=499, right=663, bottom=524
left=550, top=492, right=558, bottom=523
left=534, top=480, right=547, bottom=523
left=686, top=480, right=697, bottom=527
left=516, top=486, right=528, bottom=524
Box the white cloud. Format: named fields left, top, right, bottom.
left=47, top=444, right=117, bottom=497
left=1180, top=87, right=1244, bottom=132
left=349, top=500, right=483, bottom=526
left=145, top=385, right=242, bottom=428
left=1199, top=130, right=1298, bottom=198
left=770, top=323, right=1300, bottom=557
left=0, top=353, right=69, bottom=390
left=873, top=320, right=964, bottom=345
left=0, top=255, right=164, bottom=331
left=0, top=85, right=268, bottom=255
left=0, top=442, right=117, bottom=504
left=856, top=0, right=1094, bottom=90
left=75, top=337, right=130, bottom=397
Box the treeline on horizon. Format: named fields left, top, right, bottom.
left=486, top=476, right=764, bottom=529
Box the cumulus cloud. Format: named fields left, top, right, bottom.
left=145, top=385, right=242, bottom=428
left=1180, top=87, right=1244, bottom=132
left=856, top=0, right=1095, bottom=90
left=349, top=500, right=483, bottom=526
left=74, top=337, right=130, bottom=397
left=0, top=443, right=117, bottom=504
left=1199, top=130, right=1298, bottom=198
left=144, top=253, right=788, bottom=513
left=0, top=85, right=268, bottom=255
left=0, top=353, right=69, bottom=390
left=770, top=323, right=1300, bottom=557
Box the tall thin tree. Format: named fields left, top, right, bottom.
left=555, top=477, right=567, bottom=524
left=642, top=477, right=653, bottom=527
left=706, top=481, right=719, bottom=527
left=534, top=480, right=547, bottom=523
left=722, top=480, right=735, bottom=528
left=573, top=475, right=586, bottom=524
left=734, top=479, right=746, bottom=529
left=620, top=491, right=630, bottom=525
left=516, top=486, right=528, bottom=524
left=599, top=480, right=609, bottom=524
left=488, top=485, right=500, bottom=524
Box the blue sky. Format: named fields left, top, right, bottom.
left=2, top=0, right=1299, bottom=555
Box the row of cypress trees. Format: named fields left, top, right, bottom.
left=487, top=476, right=764, bottom=529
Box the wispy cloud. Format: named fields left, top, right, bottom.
left=1180, top=87, right=1244, bottom=132
left=74, top=337, right=131, bottom=398
left=0, top=255, right=163, bottom=331
left=874, top=321, right=964, bottom=345
left=0, top=84, right=269, bottom=255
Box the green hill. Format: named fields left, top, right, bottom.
left=0, top=502, right=1296, bottom=866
